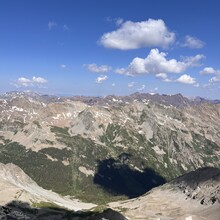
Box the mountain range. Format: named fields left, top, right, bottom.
left=0, top=91, right=219, bottom=219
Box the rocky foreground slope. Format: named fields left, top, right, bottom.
left=110, top=167, right=220, bottom=220
left=0, top=164, right=219, bottom=220
left=0, top=163, right=95, bottom=210
left=0, top=91, right=220, bottom=202
left=0, top=162, right=128, bottom=220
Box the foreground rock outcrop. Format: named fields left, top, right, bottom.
left=0, top=162, right=128, bottom=219
left=0, top=203, right=127, bottom=220
left=0, top=163, right=219, bottom=219
left=110, top=167, right=220, bottom=220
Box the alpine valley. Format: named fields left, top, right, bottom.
left=0, top=91, right=220, bottom=219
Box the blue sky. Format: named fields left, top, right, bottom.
left=1, top=0, right=220, bottom=99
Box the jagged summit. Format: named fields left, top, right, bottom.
left=1, top=91, right=219, bottom=108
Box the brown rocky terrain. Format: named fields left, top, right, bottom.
left=0, top=163, right=96, bottom=210
left=110, top=167, right=220, bottom=220
left=0, top=91, right=219, bottom=210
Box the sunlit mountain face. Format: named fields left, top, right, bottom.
left=0, top=92, right=219, bottom=201
left=0, top=91, right=219, bottom=219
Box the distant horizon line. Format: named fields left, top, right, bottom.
left=1, top=90, right=220, bottom=101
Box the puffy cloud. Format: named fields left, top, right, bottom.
left=181, top=54, right=205, bottom=67
left=15, top=77, right=32, bottom=87
left=200, top=67, right=220, bottom=85
left=209, top=76, right=220, bottom=83
left=200, top=67, right=220, bottom=75
left=14, top=76, right=48, bottom=87
left=32, top=76, right=47, bottom=84
left=86, top=63, right=112, bottom=73
left=115, top=48, right=204, bottom=76
left=112, top=83, right=116, bottom=87
left=156, top=73, right=168, bottom=79
left=176, top=74, right=196, bottom=84
left=48, top=21, right=57, bottom=30
left=100, top=19, right=175, bottom=50
left=96, top=75, right=108, bottom=84
left=156, top=73, right=173, bottom=82
left=115, top=68, right=127, bottom=75
left=182, top=35, right=205, bottom=49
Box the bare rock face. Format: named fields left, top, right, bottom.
left=170, top=167, right=220, bottom=205
left=110, top=167, right=220, bottom=220
left=0, top=91, right=220, bottom=203
left=0, top=163, right=96, bottom=211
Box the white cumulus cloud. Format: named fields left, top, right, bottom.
left=200, top=67, right=220, bottom=85
left=14, top=76, right=48, bottom=87
left=209, top=76, right=220, bottom=83
left=100, top=19, right=175, bottom=50
left=96, top=75, right=108, bottom=84
left=176, top=74, right=196, bottom=84
left=156, top=73, right=168, bottom=79
left=32, top=76, right=47, bottom=84
left=200, top=67, right=220, bottom=75
left=115, top=68, right=127, bottom=75
left=181, top=54, right=205, bottom=67
left=182, top=35, right=205, bottom=49
left=86, top=63, right=112, bottom=73
left=156, top=73, right=173, bottom=82
left=115, top=48, right=204, bottom=76
left=15, top=77, right=32, bottom=87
